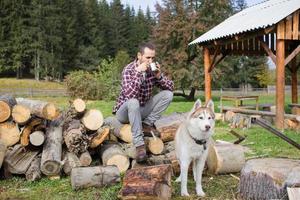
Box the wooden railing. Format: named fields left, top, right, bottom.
left=0, top=88, right=68, bottom=97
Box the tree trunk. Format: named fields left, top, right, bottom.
left=63, top=124, right=89, bottom=155
left=4, top=144, right=39, bottom=174
left=99, top=143, right=130, bottom=173
left=0, top=95, right=17, bottom=123
left=239, top=158, right=300, bottom=200
left=12, top=104, right=31, bottom=125
left=81, top=109, right=103, bottom=131
left=79, top=151, right=92, bottom=167
left=16, top=98, right=59, bottom=120
left=120, top=164, right=172, bottom=200
left=62, top=152, right=81, bottom=176
left=155, top=112, right=187, bottom=142
left=104, top=117, right=132, bottom=143
left=0, top=122, right=20, bottom=147
left=207, top=140, right=245, bottom=174
left=25, top=154, right=42, bottom=181
left=71, top=166, right=120, bottom=190
left=40, top=126, right=63, bottom=176
left=187, top=87, right=196, bottom=101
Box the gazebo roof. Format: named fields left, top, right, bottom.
left=190, top=0, right=300, bottom=45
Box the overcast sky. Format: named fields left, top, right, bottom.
left=106, top=0, right=265, bottom=13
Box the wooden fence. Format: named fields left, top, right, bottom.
left=0, top=88, right=68, bottom=97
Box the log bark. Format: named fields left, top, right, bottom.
left=40, top=126, right=63, bottom=176
left=0, top=95, right=17, bottom=123
left=79, top=151, right=92, bottom=167
left=0, top=122, right=20, bottom=147
left=71, top=165, right=120, bottom=190
left=63, top=119, right=88, bottom=155
left=62, top=152, right=81, bottom=175
left=81, top=109, right=103, bottom=131
left=4, top=144, right=39, bottom=174
left=73, top=98, right=86, bottom=113
left=29, top=130, right=45, bottom=146
left=16, top=98, right=59, bottom=120
left=0, top=140, right=6, bottom=168
left=104, top=117, right=133, bottom=143
left=89, top=127, right=110, bottom=148
left=120, top=164, right=172, bottom=200
left=25, top=154, right=42, bottom=181
left=20, top=118, right=42, bottom=146
left=100, top=143, right=130, bottom=173
left=239, top=158, right=300, bottom=200
left=154, top=112, right=188, bottom=142
left=207, top=140, right=245, bottom=174
left=12, top=104, right=31, bottom=125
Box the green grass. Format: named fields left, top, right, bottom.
left=0, top=79, right=299, bottom=199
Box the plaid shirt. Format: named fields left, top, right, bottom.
left=113, top=60, right=174, bottom=114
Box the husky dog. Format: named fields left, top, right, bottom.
left=175, top=99, right=215, bottom=197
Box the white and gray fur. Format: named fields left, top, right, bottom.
left=175, top=99, right=215, bottom=197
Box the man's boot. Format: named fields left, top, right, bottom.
left=136, top=144, right=147, bottom=163
left=142, top=123, right=160, bottom=137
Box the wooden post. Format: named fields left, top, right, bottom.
left=275, top=21, right=285, bottom=129
left=291, top=58, right=298, bottom=103
left=204, top=47, right=211, bottom=103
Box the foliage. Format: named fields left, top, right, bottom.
left=65, top=70, right=104, bottom=100
left=256, top=67, right=275, bottom=87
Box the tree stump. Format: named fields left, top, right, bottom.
left=120, top=164, right=172, bottom=200
left=0, top=95, right=17, bottom=123
left=12, top=104, right=31, bottom=125
left=40, top=126, right=63, bottom=176
left=71, top=165, right=120, bottom=190
left=16, top=98, right=59, bottom=120
left=155, top=112, right=187, bottom=142
left=99, top=143, right=130, bottom=173
left=81, top=109, right=103, bottom=131
left=239, top=158, right=300, bottom=200
left=207, top=140, right=245, bottom=174
left=0, top=122, right=20, bottom=147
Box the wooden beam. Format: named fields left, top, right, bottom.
left=209, top=53, right=227, bottom=73
left=285, top=15, right=293, bottom=40
left=204, top=47, right=211, bottom=103
left=292, top=10, right=299, bottom=40
left=258, top=38, right=276, bottom=64
left=275, top=38, right=285, bottom=130
left=284, top=44, right=300, bottom=66
left=277, top=20, right=286, bottom=40
left=208, top=46, right=220, bottom=71
left=291, top=58, right=298, bottom=104
left=264, top=25, right=276, bottom=34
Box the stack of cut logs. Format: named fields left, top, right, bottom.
left=0, top=95, right=248, bottom=199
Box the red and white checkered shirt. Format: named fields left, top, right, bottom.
left=113, top=60, right=174, bottom=114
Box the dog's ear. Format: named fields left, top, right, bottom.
left=205, top=99, right=214, bottom=113
left=191, top=99, right=201, bottom=113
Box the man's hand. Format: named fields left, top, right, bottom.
left=154, top=63, right=162, bottom=79
left=136, top=61, right=149, bottom=72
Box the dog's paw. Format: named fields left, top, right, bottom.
left=196, top=189, right=205, bottom=197
left=175, top=176, right=181, bottom=182
left=181, top=192, right=190, bottom=197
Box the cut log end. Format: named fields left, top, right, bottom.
left=146, top=138, right=164, bottom=155
left=0, top=122, right=20, bottom=147
left=40, top=160, right=61, bottom=176
left=120, top=124, right=133, bottom=143
left=12, top=104, right=31, bottom=124
left=43, top=103, right=59, bottom=120
left=81, top=109, right=103, bottom=131
left=0, top=101, right=11, bottom=123
left=73, top=99, right=86, bottom=113
left=29, top=131, right=45, bottom=146
left=107, top=154, right=130, bottom=173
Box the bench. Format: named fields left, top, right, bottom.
left=288, top=103, right=300, bottom=115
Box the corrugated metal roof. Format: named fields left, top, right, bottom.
left=189, top=0, right=300, bottom=45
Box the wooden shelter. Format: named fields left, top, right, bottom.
left=190, top=0, right=300, bottom=129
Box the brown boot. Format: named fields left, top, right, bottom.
left=142, top=123, right=160, bottom=137
left=136, top=145, right=147, bottom=163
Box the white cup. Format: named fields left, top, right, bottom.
left=150, top=62, right=158, bottom=71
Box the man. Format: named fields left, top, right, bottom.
left=113, top=42, right=174, bottom=163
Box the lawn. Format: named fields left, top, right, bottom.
left=0, top=79, right=299, bottom=200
